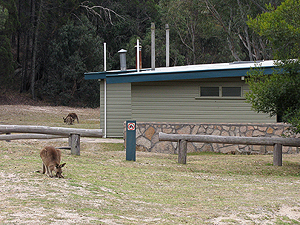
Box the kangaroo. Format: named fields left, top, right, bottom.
left=63, top=113, right=79, bottom=125
left=40, top=146, right=66, bottom=178
left=63, top=116, right=74, bottom=125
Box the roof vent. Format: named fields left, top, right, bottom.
left=118, top=49, right=127, bottom=71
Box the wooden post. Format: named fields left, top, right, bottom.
left=6, top=133, right=11, bottom=142
left=165, top=24, right=169, bottom=67
left=70, top=134, right=80, bottom=155
left=178, top=140, right=187, bottom=164
left=273, top=143, right=282, bottom=166
left=68, top=135, right=72, bottom=147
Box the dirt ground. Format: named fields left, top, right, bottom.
left=1, top=137, right=300, bottom=224
left=0, top=102, right=300, bottom=224
left=0, top=103, right=123, bottom=224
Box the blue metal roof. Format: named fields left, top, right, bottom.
left=84, top=60, right=276, bottom=84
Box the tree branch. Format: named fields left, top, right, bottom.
left=80, top=1, right=125, bottom=25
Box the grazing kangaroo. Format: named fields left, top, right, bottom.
left=64, top=116, right=74, bottom=125
left=63, top=113, right=79, bottom=125
left=40, top=146, right=66, bottom=178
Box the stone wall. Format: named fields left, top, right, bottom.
left=123, top=122, right=300, bottom=154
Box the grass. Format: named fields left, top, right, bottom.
left=0, top=105, right=100, bottom=129
left=0, top=105, right=300, bottom=224
left=1, top=140, right=300, bottom=224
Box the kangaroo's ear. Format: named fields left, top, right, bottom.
left=60, top=163, right=66, bottom=168
left=55, top=164, right=60, bottom=168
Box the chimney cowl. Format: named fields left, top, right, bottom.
left=118, top=49, right=127, bottom=53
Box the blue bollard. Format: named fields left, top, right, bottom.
left=126, top=120, right=136, bottom=161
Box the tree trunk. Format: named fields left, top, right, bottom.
left=205, top=0, right=241, bottom=61
left=237, top=0, right=253, bottom=61
left=31, top=0, right=43, bottom=100
left=21, top=30, right=30, bottom=93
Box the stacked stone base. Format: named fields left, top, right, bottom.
left=123, top=122, right=300, bottom=155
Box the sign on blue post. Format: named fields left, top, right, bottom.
left=126, top=120, right=136, bottom=161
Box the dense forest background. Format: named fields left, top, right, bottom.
left=0, top=0, right=282, bottom=107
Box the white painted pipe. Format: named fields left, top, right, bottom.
left=104, top=42, right=107, bottom=138
left=137, top=39, right=140, bottom=73
left=104, top=79, right=107, bottom=138
left=104, top=43, right=107, bottom=71
left=166, top=24, right=169, bottom=67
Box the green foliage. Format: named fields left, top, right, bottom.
left=283, top=109, right=300, bottom=134
left=0, top=0, right=18, bottom=35
left=2, top=0, right=286, bottom=106
left=92, top=0, right=161, bottom=70
left=0, top=5, right=8, bottom=30
left=159, top=0, right=231, bottom=64
left=125, top=35, right=141, bottom=69
left=39, top=15, right=103, bottom=107
left=247, top=0, right=300, bottom=59
left=0, top=35, right=14, bottom=78
left=0, top=0, right=19, bottom=81
left=246, top=60, right=300, bottom=133
left=247, top=0, right=300, bottom=134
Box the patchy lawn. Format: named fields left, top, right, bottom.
left=0, top=105, right=300, bottom=224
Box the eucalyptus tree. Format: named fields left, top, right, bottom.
left=15, top=0, right=82, bottom=96
left=204, top=0, right=283, bottom=61
left=0, top=0, right=19, bottom=85
left=159, top=0, right=231, bottom=65
left=0, top=4, right=11, bottom=79
left=80, top=0, right=161, bottom=70
left=246, top=0, right=300, bottom=134
left=39, top=15, right=103, bottom=107
left=248, top=0, right=300, bottom=60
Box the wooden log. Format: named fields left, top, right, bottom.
left=0, top=134, right=65, bottom=140
left=0, top=125, right=102, bottom=138
left=70, top=134, right=80, bottom=155
left=178, top=140, right=187, bottom=164
left=159, top=132, right=300, bottom=147
left=273, top=143, right=282, bottom=166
